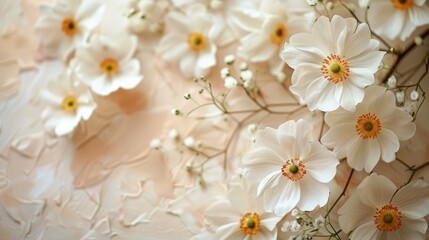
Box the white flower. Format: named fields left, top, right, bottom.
left=387, top=75, right=397, bottom=88
left=184, top=136, right=196, bottom=148
left=240, top=69, right=253, bottom=81
left=158, top=8, right=221, bottom=78
left=281, top=15, right=385, bottom=112
left=367, top=0, right=429, bottom=41
left=338, top=174, right=429, bottom=240
left=35, top=0, right=105, bottom=59
left=150, top=138, right=162, bottom=149
left=415, top=36, right=423, bottom=45
left=204, top=177, right=281, bottom=240
left=224, top=76, right=238, bottom=89
left=306, top=0, right=318, bottom=6
left=224, top=54, right=235, bottom=65
left=71, top=34, right=143, bottom=96
left=321, top=85, right=416, bottom=172
left=41, top=71, right=97, bottom=136
left=396, top=91, right=405, bottom=103
left=232, top=0, right=311, bottom=77
left=359, top=0, right=371, bottom=8
left=242, top=119, right=339, bottom=216
left=220, top=67, right=230, bottom=79
left=410, top=90, right=419, bottom=101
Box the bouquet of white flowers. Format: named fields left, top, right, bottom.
left=0, top=0, right=428, bottom=239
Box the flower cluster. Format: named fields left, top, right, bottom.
left=36, top=0, right=143, bottom=136
left=1, top=0, right=428, bottom=239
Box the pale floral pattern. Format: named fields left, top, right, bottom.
left=322, top=85, right=416, bottom=172
left=339, top=174, right=429, bottom=240
left=35, top=0, right=105, bottom=59
left=71, top=34, right=143, bottom=96
left=242, top=119, right=339, bottom=216
left=281, top=15, right=385, bottom=112
left=0, top=0, right=428, bottom=239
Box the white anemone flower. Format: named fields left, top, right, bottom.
left=322, top=85, right=416, bottom=172
left=339, top=174, right=429, bottom=240
left=242, top=119, right=339, bottom=216
left=204, top=177, right=281, bottom=240
left=367, top=0, right=429, bottom=41
left=281, top=15, right=385, bottom=112
left=158, top=6, right=221, bottom=78
left=71, top=34, right=143, bottom=96
left=232, top=0, right=311, bottom=78
left=41, top=71, right=97, bottom=137
left=35, top=0, right=105, bottom=59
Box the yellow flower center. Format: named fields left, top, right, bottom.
left=61, top=18, right=78, bottom=37
left=281, top=158, right=306, bottom=181
left=391, top=0, right=413, bottom=10
left=61, top=95, right=78, bottom=113
left=100, top=58, right=119, bottom=75
left=240, top=212, right=261, bottom=235
left=321, top=54, right=350, bottom=84
left=374, top=204, right=402, bottom=231
left=270, top=23, right=287, bottom=46
left=187, top=33, right=207, bottom=52
left=355, top=113, right=381, bottom=139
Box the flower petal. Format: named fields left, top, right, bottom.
left=377, top=129, right=399, bottom=163
left=305, top=142, right=338, bottom=183
left=297, top=176, right=329, bottom=211
left=358, top=174, right=397, bottom=209
left=392, top=179, right=429, bottom=219
left=350, top=221, right=380, bottom=240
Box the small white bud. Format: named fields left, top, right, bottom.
left=276, top=72, right=287, bottom=82
left=240, top=62, right=248, bottom=70
left=402, top=100, right=417, bottom=115
left=415, top=36, right=423, bottom=46
left=290, top=220, right=301, bottom=232
left=169, top=129, right=180, bottom=139
left=220, top=67, right=230, bottom=79
left=150, top=138, right=162, bottom=149
left=313, top=215, right=325, bottom=227
left=247, top=124, right=257, bottom=134
left=129, top=16, right=148, bottom=33
left=224, top=54, right=235, bottom=65
left=171, top=108, right=181, bottom=116
left=396, top=91, right=405, bottom=103
left=243, top=78, right=256, bottom=90
left=184, top=93, right=191, bottom=100
left=209, top=0, right=223, bottom=10
left=306, top=0, right=317, bottom=6
left=387, top=75, right=397, bottom=88
left=326, top=1, right=334, bottom=10
left=291, top=209, right=299, bottom=218
left=281, top=221, right=291, bottom=232
left=138, top=0, right=155, bottom=12
left=359, top=0, right=371, bottom=8
left=410, top=90, right=419, bottom=101
left=184, top=137, right=196, bottom=148
left=240, top=70, right=253, bottom=82
left=224, top=76, right=238, bottom=89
